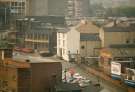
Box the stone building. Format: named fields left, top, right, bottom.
left=16, top=16, right=66, bottom=54
left=0, top=0, right=29, bottom=17
left=57, top=20, right=101, bottom=61
left=99, top=22, right=135, bottom=75
left=100, top=26, right=135, bottom=59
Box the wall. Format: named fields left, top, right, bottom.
left=104, top=32, right=130, bottom=47
left=57, top=32, right=67, bottom=59
left=29, top=0, right=48, bottom=16
left=17, top=68, right=31, bottom=92
left=111, top=48, right=135, bottom=57
left=100, top=28, right=135, bottom=47
left=25, top=32, right=50, bottom=52
left=0, top=66, right=17, bottom=92
left=57, top=27, right=80, bottom=61
left=80, top=40, right=101, bottom=57
left=48, top=0, right=66, bottom=16
left=31, top=62, right=62, bottom=92
left=65, top=27, right=80, bottom=61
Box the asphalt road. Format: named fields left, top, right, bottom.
left=61, top=61, right=127, bottom=92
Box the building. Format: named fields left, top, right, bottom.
left=0, top=4, right=10, bottom=40
left=29, top=0, right=66, bottom=16
left=0, top=31, right=8, bottom=40
left=16, top=18, right=29, bottom=47
left=76, top=21, right=101, bottom=57
left=0, top=48, right=62, bottom=92
left=0, top=0, right=29, bottom=17
left=57, top=20, right=101, bottom=61
left=29, top=0, right=48, bottom=16
left=0, top=0, right=30, bottom=41
left=10, top=0, right=29, bottom=17
left=0, top=59, right=30, bottom=92
left=91, top=0, right=135, bottom=8
left=100, top=26, right=135, bottom=59
left=0, top=3, right=10, bottom=30
left=29, top=59, right=62, bottom=92
left=16, top=16, right=66, bottom=54
left=80, top=33, right=101, bottom=57
left=48, top=0, right=66, bottom=16
left=0, top=47, right=21, bottom=92
left=29, top=0, right=90, bottom=17
left=99, top=21, right=135, bottom=75
left=66, top=0, right=90, bottom=19
left=57, top=26, right=80, bottom=61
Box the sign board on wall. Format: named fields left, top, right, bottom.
left=111, top=62, right=121, bottom=75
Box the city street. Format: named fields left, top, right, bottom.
left=60, top=60, right=128, bottom=92
left=13, top=52, right=127, bottom=92
left=1, top=0, right=135, bottom=92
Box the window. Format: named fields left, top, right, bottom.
left=15, top=2, right=18, bottom=6
left=58, top=39, right=60, bottom=46
left=63, top=33, right=65, bottom=39
left=81, top=46, right=85, bottom=49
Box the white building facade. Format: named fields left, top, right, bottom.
left=57, top=27, right=80, bottom=61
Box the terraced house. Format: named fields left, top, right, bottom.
left=57, top=20, right=101, bottom=61
left=99, top=21, right=135, bottom=75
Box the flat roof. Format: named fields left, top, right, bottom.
left=5, top=58, right=30, bottom=68
left=28, top=57, right=61, bottom=63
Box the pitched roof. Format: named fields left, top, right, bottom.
left=80, top=33, right=100, bottom=41
left=103, top=27, right=135, bottom=32
left=109, top=44, right=135, bottom=48
left=25, top=16, right=66, bottom=26
left=26, top=28, right=50, bottom=34
left=76, top=21, right=100, bottom=34
left=56, top=28, right=69, bottom=33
